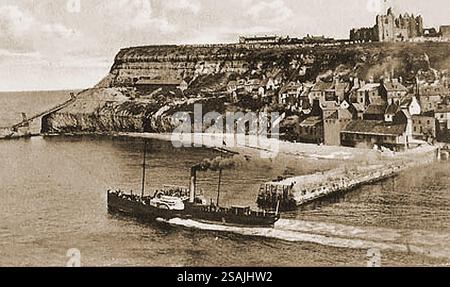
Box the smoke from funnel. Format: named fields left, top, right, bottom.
left=197, top=155, right=250, bottom=172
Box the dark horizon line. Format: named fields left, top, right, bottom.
left=0, top=88, right=85, bottom=94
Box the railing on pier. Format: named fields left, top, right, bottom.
left=0, top=91, right=81, bottom=137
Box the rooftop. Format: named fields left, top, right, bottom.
left=385, top=103, right=400, bottom=115
left=312, top=81, right=333, bottom=92
left=299, top=116, right=322, bottom=127
left=135, top=79, right=182, bottom=86
left=342, top=120, right=406, bottom=136
left=436, top=105, right=450, bottom=113
left=358, top=83, right=380, bottom=92
left=325, top=111, right=339, bottom=120
left=352, top=102, right=365, bottom=112
left=364, top=104, right=387, bottom=115
left=383, top=81, right=408, bottom=92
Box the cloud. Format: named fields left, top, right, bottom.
left=105, top=0, right=177, bottom=33
left=132, top=1, right=177, bottom=33
left=0, top=4, right=81, bottom=54
left=163, top=0, right=202, bottom=14
left=42, top=23, right=77, bottom=38
left=0, top=5, right=34, bottom=52
left=247, top=0, right=293, bottom=24
left=0, top=5, right=33, bottom=32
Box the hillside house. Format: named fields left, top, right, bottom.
left=380, top=79, right=408, bottom=105
left=239, top=35, right=283, bottom=45
left=418, top=83, right=447, bottom=112
left=227, top=81, right=238, bottom=93
left=348, top=78, right=363, bottom=102
left=324, top=79, right=350, bottom=103
left=352, top=103, right=365, bottom=119
left=435, top=105, right=450, bottom=133
left=412, top=115, right=437, bottom=141
left=245, top=79, right=261, bottom=93
left=279, top=82, right=303, bottom=107
left=309, top=80, right=333, bottom=103
left=384, top=103, right=400, bottom=122
left=356, top=83, right=381, bottom=107
left=321, top=101, right=340, bottom=119
left=323, top=101, right=354, bottom=146
left=298, top=116, right=324, bottom=144
left=262, top=77, right=277, bottom=91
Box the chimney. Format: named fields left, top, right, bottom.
left=415, top=76, right=420, bottom=95
left=189, top=166, right=198, bottom=203
left=21, top=113, right=28, bottom=123
left=384, top=71, right=390, bottom=82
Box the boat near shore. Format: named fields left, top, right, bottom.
left=107, top=141, right=280, bottom=227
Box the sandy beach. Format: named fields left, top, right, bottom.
left=118, top=132, right=437, bottom=163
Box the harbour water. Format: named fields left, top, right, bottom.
left=0, top=91, right=449, bottom=266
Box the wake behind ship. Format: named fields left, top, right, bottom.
left=107, top=142, right=280, bottom=227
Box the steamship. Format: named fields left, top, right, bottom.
left=107, top=141, right=280, bottom=227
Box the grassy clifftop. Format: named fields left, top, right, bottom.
left=106, top=42, right=450, bottom=89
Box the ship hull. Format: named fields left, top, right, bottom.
left=107, top=193, right=279, bottom=227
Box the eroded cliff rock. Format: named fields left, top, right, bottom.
left=44, top=42, right=450, bottom=134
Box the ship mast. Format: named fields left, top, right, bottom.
left=216, top=168, right=222, bottom=207
left=141, top=140, right=147, bottom=198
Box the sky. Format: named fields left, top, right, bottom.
left=0, top=0, right=449, bottom=91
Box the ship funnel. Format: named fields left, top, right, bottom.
left=189, top=166, right=198, bottom=203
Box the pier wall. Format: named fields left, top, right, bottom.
left=258, top=147, right=438, bottom=211
left=0, top=118, right=42, bottom=139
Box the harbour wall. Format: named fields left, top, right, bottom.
left=258, top=147, right=439, bottom=211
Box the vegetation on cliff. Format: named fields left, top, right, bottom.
left=45, top=42, right=450, bottom=134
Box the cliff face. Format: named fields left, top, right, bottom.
left=107, top=45, right=248, bottom=87
left=44, top=42, right=450, bottom=134
left=42, top=88, right=181, bottom=133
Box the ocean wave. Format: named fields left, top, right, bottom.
left=159, top=218, right=450, bottom=260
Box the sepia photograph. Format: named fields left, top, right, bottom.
left=0, top=0, right=450, bottom=272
